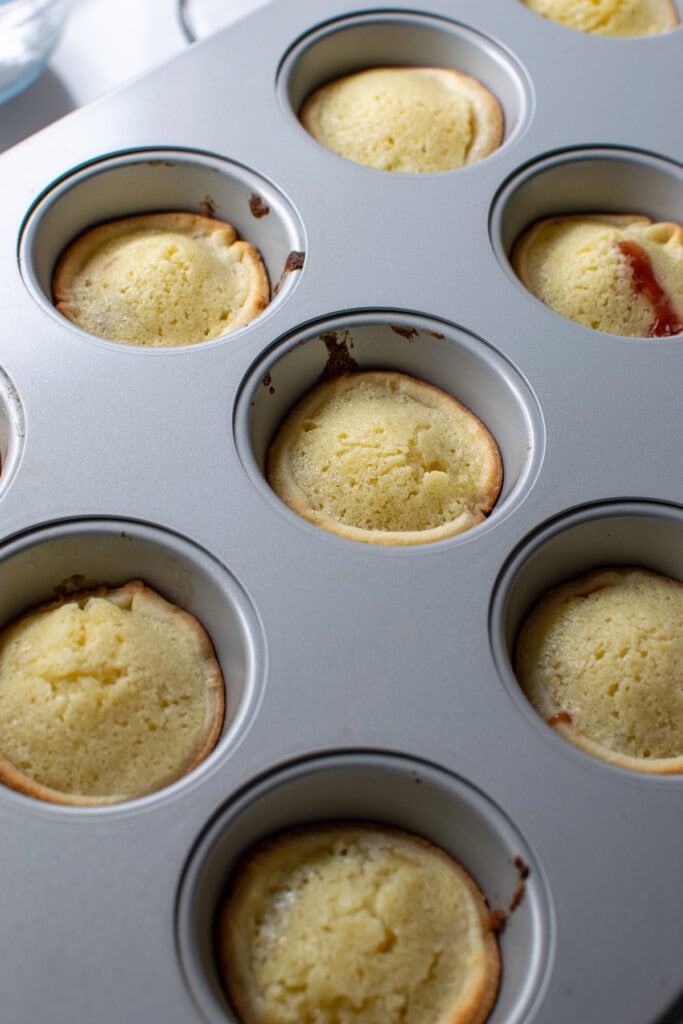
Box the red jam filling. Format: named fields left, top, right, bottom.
left=616, top=239, right=683, bottom=337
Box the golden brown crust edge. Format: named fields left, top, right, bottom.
left=435, top=67, right=504, bottom=165
left=266, top=371, right=503, bottom=546
left=0, top=579, right=225, bottom=805
left=652, top=0, right=681, bottom=29
left=217, top=822, right=501, bottom=1024
left=665, top=0, right=680, bottom=28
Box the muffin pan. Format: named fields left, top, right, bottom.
left=0, top=1, right=681, bottom=1021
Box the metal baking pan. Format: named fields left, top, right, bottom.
left=0, top=2, right=681, bottom=1021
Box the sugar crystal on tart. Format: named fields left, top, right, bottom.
left=216, top=822, right=501, bottom=1024
left=266, top=370, right=503, bottom=545
left=510, top=214, right=683, bottom=337
left=0, top=580, right=225, bottom=804
left=520, top=0, right=679, bottom=36
left=514, top=567, right=683, bottom=772
left=299, top=67, right=503, bottom=173
left=52, top=211, right=270, bottom=346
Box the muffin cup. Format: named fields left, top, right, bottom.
left=176, top=749, right=553, bottom=1024
left=490, top=146, right=683, bottom=332
left=277, top=10, right=532, bottom=168
left=0, top=517, right=266, bottom=811
left=19, top=148, right=307, bottom=347
left=0, top=0, right=679, bottom=1019
left=490, top=499, right=683, bottom=773
left=235, top=310, right=544, bottom=544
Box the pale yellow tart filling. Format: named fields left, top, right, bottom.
left=266, top=371, right=502, bottom=545
left=0, top=581, right=224, bottom=803
left=218, top=824, right=500, bottom=1024
left=521, top=0, right=678, bottom=36
left=515, top=568, right=683, bottom=771
left=299, top=67, right=503, bottom=174
left=511, top=215, right=683, bottom=336
left=53, top=212, right=270, bottom=347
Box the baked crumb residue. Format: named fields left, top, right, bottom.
left=272, top=250, right=305, bottom=295
left=249, top=192, right=270, bottom=218
left=319, top=330, right=360, bottom=380
left=53, top=574, right=89, bottom=598
left=488, top=855, right=531, bottom=933
left=391, top=325, right=419, bottom=341
left=200, top=195, right=218, bottom=218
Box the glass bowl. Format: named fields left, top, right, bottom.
left=0, top=0, right=69, bottom=104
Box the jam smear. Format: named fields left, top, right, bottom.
left=548, top=710, right=572, bottom=727
left=616, top=239, right=683, bottom=337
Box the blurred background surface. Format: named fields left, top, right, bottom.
left=0, top=0, right=270, bottom=152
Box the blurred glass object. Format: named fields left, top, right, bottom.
left=0, top=0, right=69, bottom=103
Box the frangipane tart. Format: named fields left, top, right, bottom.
left=217, top=822, right=501, bottom=1024
left=0, top=580, right=225, bottom=805
left=52, top=211, right=270, bottom=346
left=299, top=67, right=504, bottom=174
left=520, top=0, right=679, bottom=36
left=514, top=567, right=683, bottom=773
left=266, top=370, right=503, bottom=546
left=510, top=214, right=683, bottom=337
